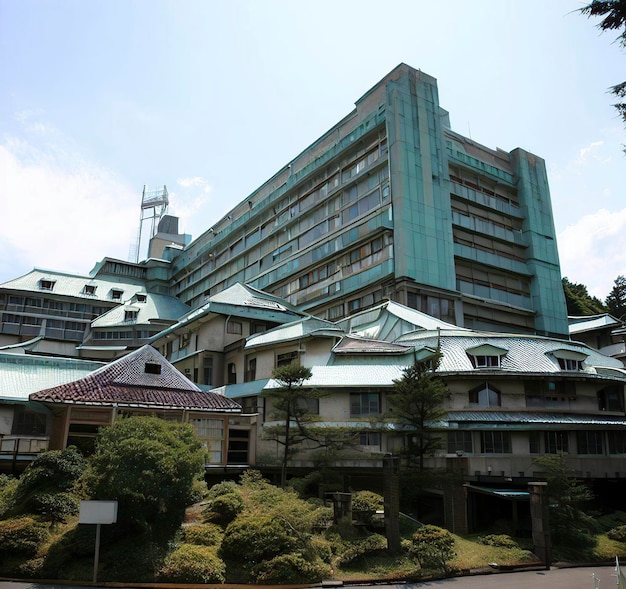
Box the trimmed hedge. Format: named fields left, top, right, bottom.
left=0, top=517, right=50, bottom=557
left=157, top=544, right=226, bottom=583
left=252, top=553, right=330, bottom=584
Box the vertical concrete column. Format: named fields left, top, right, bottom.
left=384, top=454, right=401, bottom=554
left=444, top=457, right=468, bottom=535
left=529, top=481, right=551, bottom=567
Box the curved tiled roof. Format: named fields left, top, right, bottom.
left=30, top=345, right=241, bottom=412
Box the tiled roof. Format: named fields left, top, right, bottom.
left=91, top=293, right=190, bottom=327
left=446, top=410, right=626, bottom=427
left=30, top=345, right=241, bottom=412
left=569, top=314, right=622, bottom=334
left=1, top=268, right=145, bottom=303
left=0, top=353, right=104, bottom=401
left=333, top=335, right=413, bottom=355
left=246, top=316, right=342, bottom=349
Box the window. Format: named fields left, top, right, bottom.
left=469, top=383, right=501, bottom=407
left=598, top=386, right=624, bottom=412
left=447, top=431, right=473, bottom=454
left=473, top=355, right=500, bottom=368
left=246, top=357, right=257, bottom=382
left=359, top=431, right=381, bottom=448
left=480, top=431, right=511, bottom=453
left=136, top=293, right=147, bottom=303
left=144, top=362, right=162, bottom=375
left=39, top=279, right=55, bottom=291
left=277, top=350, right=298, bottom=367
left=350, top=392, right=380, bottom=417
left=227, top=321, right=243, bottom=335
left=111, top=289, right=123, bottom=301
left=545, top=431, right=569, bottom=454
left=11, top=408, right=47, bottom=435
left=529, top=431, right=541, bottom=454
left=227, top=362, right=237, bottom=384
left=608, top=431, right=626, bottom=454
left=189, top=418, right=224, bottom=463
left=297, top=397, right=319, bottom=414
left=577, top=431, right=604, bottom=455
left=83, top=284, right=96, bottom=295
left=124, top=310, right=138, bottom=322
left=203, top=356, right=213, bottom=386
left=558, top=358, right=583, bottom=371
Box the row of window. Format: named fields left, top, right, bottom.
left=448, top=429, right=626, bottom=456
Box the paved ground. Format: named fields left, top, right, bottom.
left=0, top=566, right=619, bottom=589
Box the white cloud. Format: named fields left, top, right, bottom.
left=558, top=208, right=626, bottom=300
left=177, top=176, right=212, bottom=193
left=574, top=141, right=604, bottom=166
left=0, top=135, right=138, bottom=283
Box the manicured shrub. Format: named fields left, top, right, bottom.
left=219, top=513, right=299, bottom=565
left=0, top=517, right=50, bottom=556
left=206, top=480, right=239, bottom=499
left=609, top=525, right=626, bottom=542
left=351, top=490, right=383, bottom=520
left=28, top=491, right=80, bottom=523
left=202, top=492, right=244, bottom=527
left=410, top=525, right=456, bottom=573
left=336, top=533, right=387, bottom=566
left=477, top=534, right=519, bottom=549
left=252, top=553, right=330, bottom=584
left=157, top=544, right=226, bottom=583
left=0, top=474, right=18, bottom=517
left=182, top=523, right=223, bottom=546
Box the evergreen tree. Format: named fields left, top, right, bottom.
left=580, top=0, right=626, bottom=124
left=562, top=277, right=607, bottom=316
left=605, top=275, right=626, bottom=318
left=386, top=351, right=449, bottom=472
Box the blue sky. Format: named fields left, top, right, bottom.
left=1, top=0, right=624, bottom=300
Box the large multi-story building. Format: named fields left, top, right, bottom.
left=167, top=63, right=567, bottom=338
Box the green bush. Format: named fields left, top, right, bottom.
left=220, top=513, right=299, bottom=565
left=207, top=480, right=239, bottom=499
left=202, top=492, right=244, bottom=527
left=157, top=544, right=226, bottom=583
left=0, top=517, right=50, bottom=556
left=188, top=478, right=209, bottom=504
left=183, top=523, right=223, bottom=546
left=0, top=474, right=18, bottom=517
left=411, top=525, right=456, bottom=573
left=336, top=533, right=387, bottom=566
left=11, top=447, right=85, bottom=521
left=352, top=490, right=383, bottom=514
left=252, top=553, right=330, bottom=584
left=477, top=534, right=519, bottom=549
left=608, top=525, right=626, bottom=542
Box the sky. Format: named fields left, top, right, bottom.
left=0, top=0, right=624, bottom=300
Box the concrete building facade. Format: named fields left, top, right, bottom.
left=168, top=63, right=567, bottom=338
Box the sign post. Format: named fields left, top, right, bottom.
left=79, top=500, right=118, bottom=583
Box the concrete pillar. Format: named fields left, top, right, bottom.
left=529, top=481, right=551, bottom=567
left=384, top=455, right=401, bottom=554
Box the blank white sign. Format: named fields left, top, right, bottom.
left=79, top=500, right=118, bottom=524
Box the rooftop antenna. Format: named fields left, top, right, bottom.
left=134, top=185, right=168, bottom=263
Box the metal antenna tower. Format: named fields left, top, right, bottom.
left=134, top=185, right=169, bottom=262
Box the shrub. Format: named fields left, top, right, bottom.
left=252, top=553, right=330, bottom=584
left=157, top=544, right=225, bottom=583
left=0, top=517, right=50, bottom=556
left=336, top=533, right=387, bottom=566
left=11, top=447, right=85, bottom=521
left=609, top=525, right=626, bottom=542
left=477, top=534, right=519, bottom=549
left=352, top=490, right=383, bottom=513
left=220, top=513, right=299, bottom=565
left=0, top=475, right=18, bottom=517
left=202, top=492, right=244, bottom=527
left=183, top=523, right=223, bottom=546
left=188, top=478, right=209, bottom=504
left=311, top=506, right=334, bottom=530
left=207, top=480, right=239, bottom=499
left=410, top=525, right=456, bottom=573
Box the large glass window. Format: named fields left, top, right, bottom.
left=350, top=393, right=380, bottom=417
left=598, top=386, right=625, bottom=412
left=189, top=418, right=224, bottom=463
left=469, top=383, right=501, bottom=407
left=608, top=431, right=626, bottom=454
left=447, top=431, right=473, bottom=454
left=480, top=431, right=511, bottom=454
left=577, top=431, right=604, bottom=455
left=545, top=431, right=569, bottom=454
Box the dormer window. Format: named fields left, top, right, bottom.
left=39, top=279, right=55, bottom=291
left=136, top=293, right=147, bottom=303
left=83, top=284, right=96, bottom=296
left=144, top=362, right=161, bottom=375
left=550, top=348, right=587, bottom=372
left=111, top=289, right=123, bottom=301
left=124, top=309, right=138, bottom=322
left=466, top=343, right=508, bottom=369
left=558, top=358, right=583, bottom=371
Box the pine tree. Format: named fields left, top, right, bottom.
left=606, top=275, right=626, bottom=318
